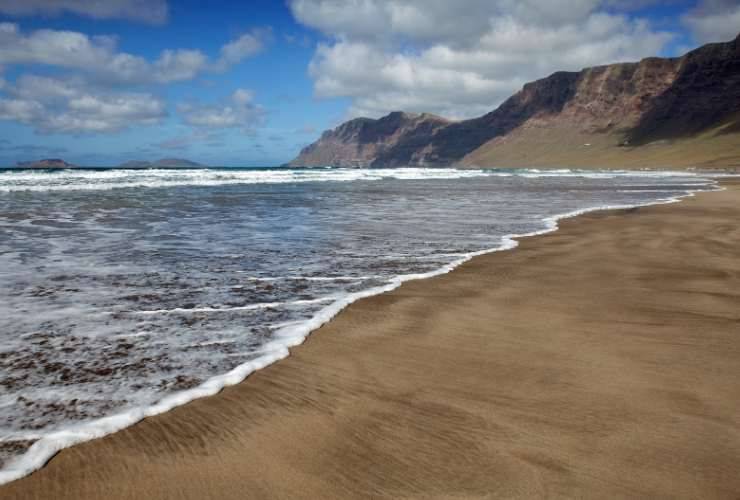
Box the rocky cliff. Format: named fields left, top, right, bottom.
left=288, top=112, right=450, bottom=167
left=290, top=34, right=740, bottom=169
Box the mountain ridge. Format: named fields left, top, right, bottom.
left=289, top=34, right=740, bottom=170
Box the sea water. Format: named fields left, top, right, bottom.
left=0, top=167, right=716, bottom=483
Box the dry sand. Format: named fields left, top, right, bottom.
left=3, top=180, right=740, bottom=499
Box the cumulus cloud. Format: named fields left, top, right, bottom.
left=682, top=0, right=740, bottom=44
left=0, top=0, right=168, bottom=24
left=0, top=23, right=267, bottom=85
left=290, top=0, right=675, bottom=118
left=178, top=89, right=265, bottom=132
left=215, top=28, right=271, bottom=70
left=0, top=75, right=166, bottom=133
left=0, top=23, right=270, bottom=134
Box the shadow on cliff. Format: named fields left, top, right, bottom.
left=626, top=33, right=740, bottom=146
left=374, top=72, right=581, bottom=166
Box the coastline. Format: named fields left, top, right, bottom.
left=3, top=179, right=740, bottom=499
left=0, top=173, right=711, bottom=485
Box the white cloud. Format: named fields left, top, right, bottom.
left=291, top=0, right=495, bottom=46
left=0, top=23, right=267, bottom=85
left=178, top=89, right=265, bottom=131
left=290, top=0, right=675, bottom=118
left=0, top=75, right=166, bottom=133
left=682, top=0, right=740, bottom=44
left=153, top=49, right=208, bottom=83
left=0, top=0, right=168, bottom=25
left=0, top=23, right=269, bottom=134
left=215, top=29, right=270, bottom=70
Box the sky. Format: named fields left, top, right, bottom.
left=0, top=0, right=738, bottom=167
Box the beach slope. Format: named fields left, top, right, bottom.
left=3, top=181, right=740, bottom=499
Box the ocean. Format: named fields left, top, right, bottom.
left=0, top=167, right=716, bottom=483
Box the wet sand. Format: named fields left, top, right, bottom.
left=3, top=180, right=740, bottom=499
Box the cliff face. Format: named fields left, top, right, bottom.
left=627, top=36, right=740, bottom=144
left=290, top=34, right=740, bottom=169
left=288, top=112, right=450, bottom=167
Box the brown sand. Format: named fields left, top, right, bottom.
left=3, top=181, right=740, bottom=499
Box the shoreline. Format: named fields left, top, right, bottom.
left=0, top=180, right=715, bottom=486
left=1, top=166, right=739, bottom=172
left=3, top=179, right=740, bottom=498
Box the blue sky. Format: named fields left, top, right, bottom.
left=0, top=0, right=737, bottom=166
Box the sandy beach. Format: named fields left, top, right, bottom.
left=3, top=179, right=740, bottom=499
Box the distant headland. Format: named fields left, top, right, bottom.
left=15, top=158, right=78, bottom=169
left=10, top=158, right=207, bottom=169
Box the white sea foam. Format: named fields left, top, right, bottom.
left=110, top=331, right=152, bottom=340
left=240, top=275, right=380, bottom=282
left=0, top=168, right=490, bottom=192
left=0, top=176, right=719, bottom=486
left=128, top=296, right=338, bottom=315
left=0, top=167, right=711, bottom=192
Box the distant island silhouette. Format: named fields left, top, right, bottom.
left=12, top=158, right=207, bottom=169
